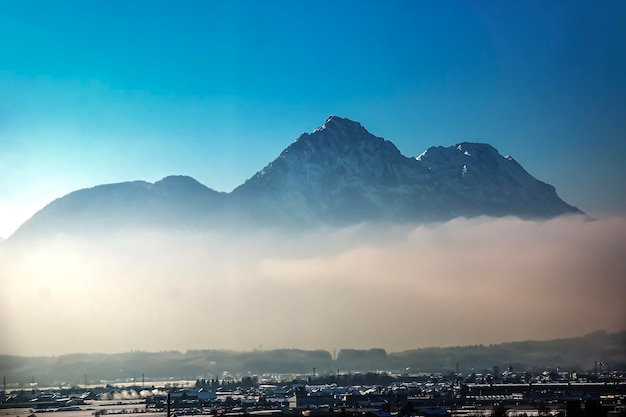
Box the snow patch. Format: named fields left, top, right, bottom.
left=312, top=124, right=327, bottom=134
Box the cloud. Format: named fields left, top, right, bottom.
left=1, top=214, right=624, bottom=356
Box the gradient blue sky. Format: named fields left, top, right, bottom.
left=1, top=0, right=625, bottom=238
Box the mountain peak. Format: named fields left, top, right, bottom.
left=312, top=115, right=363, bottom=134
left=417, top=142, right=504, bottom=164
left=7, top=117, right=582, bottom=241
left=155, top=175, right=205, bottom=189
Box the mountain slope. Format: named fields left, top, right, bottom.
left=232, top=116, right=579, bottom=225
left=416, top=142, right=578, bottom=218
left=231, top=116, right=435, bottom=226
left=8, top=116, right=581, bottom=241
left=11, top=176, right=227, bottom=240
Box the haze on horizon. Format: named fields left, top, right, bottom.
left=1, top=214, right=625, bottom=357
left=1, top=1, right=625, bottom=358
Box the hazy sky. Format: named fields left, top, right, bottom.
left=1, top=2, right=626, bottom=357
left=1, top=0, right=625, bottom=238
left=1, top=215, right=625, bottom=356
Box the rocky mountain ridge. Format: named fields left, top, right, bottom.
left=7, top=116, right=580, bottom=241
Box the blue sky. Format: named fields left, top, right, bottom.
left=1, top=0, right=625, bottom=238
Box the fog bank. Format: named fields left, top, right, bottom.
left=1, top=214, right=624, bottom=356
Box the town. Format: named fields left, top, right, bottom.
left=2, top=366, right=625, bottom=417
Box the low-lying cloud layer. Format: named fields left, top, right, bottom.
left=1, top=214, right=624, bottom=356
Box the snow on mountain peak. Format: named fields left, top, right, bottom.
left=313, top=115, right=360, bottom=133
left=312, top=123, right=327, bottom=134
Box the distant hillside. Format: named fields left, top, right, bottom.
left=386, top=330, right=626, bottom=373
left=0, top=331, right=623, bottom=387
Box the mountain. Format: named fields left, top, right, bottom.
left=233, top=116, right=579, bottom=225
left=8, top=116, right=580, bottom=241
left=10, top=176, right=229, bottom=240
left=415, top=141, right=578, bottom=218
left=231, top=116, right=434, bottom=226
